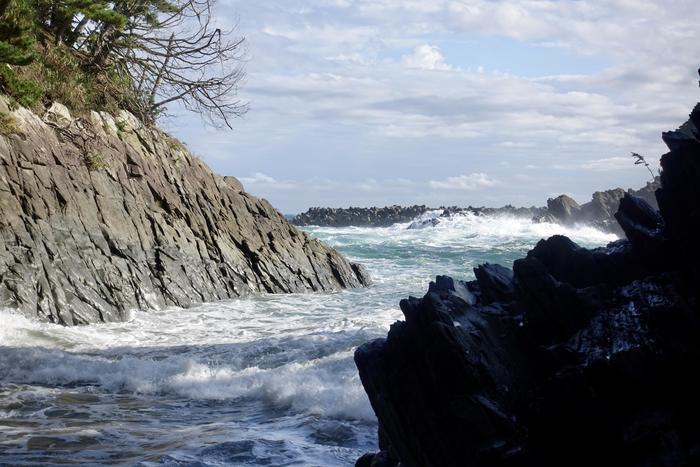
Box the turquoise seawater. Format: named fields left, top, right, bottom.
left=0, top=212, right=616, bottom=466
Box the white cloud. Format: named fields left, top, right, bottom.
left=429, top=173, right=497, bottom=191
left=169, top=0, right=700, bottom=211
left=553, top=156, right=639, bottom=172
left=240, top=172, right=277, bottom=184
left=401, top=44, right=452, bottom=70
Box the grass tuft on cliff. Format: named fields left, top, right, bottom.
left=0, top=110, right=21, bottom=135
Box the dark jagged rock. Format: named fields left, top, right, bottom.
left=473, top=263, right=515, bottom=304
left=354, top=102, right=700, bottom=466
left=629, top=178, right=661, bottom=209
left=614, top=194, right=666, bottom=262
left=0, top=99, right=370, bottom=325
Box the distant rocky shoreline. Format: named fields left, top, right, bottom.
left=292, top=205, right=431, bottom=228
left=291, top=180, right=659, bottom=236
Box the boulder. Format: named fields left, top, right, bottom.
left=546, top=194, right=581, bottom=225
left=43, top=102, right=72, bottom=128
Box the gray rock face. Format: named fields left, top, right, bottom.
left=538, top=180, right=661, bottom=236
left=0, top=100, right=370, bottom=325
left=546, top=195, right=581, bottom=224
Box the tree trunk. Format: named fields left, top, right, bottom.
left=54, top=17, right=73, bottom=46
left=149, top=33, right=175, bottom=107
left=90, top=26, right=116, bottom=68
left=66, top=16, right=89, bottom=47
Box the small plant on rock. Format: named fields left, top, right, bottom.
left=84, top=153, right=109, bottom=171
left=631, top=152, right=657, bottom=181
left=0, top=110, right=20, bottom=135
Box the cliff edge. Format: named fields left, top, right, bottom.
left=0, top=99, right=370, bottom=325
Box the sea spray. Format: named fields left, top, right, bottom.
left=0, top=216, right=617, bottom=465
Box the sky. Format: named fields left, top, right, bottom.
left=165, top=0, right=700, bottom=214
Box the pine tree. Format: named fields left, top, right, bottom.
left=0, top=0, right=36, bottom=66
left=46, top=0, right=127, bottom=46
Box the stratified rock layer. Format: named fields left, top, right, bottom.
left=0, top=100, right=370, bottom=325
left=354, top=105, right=700, bottom=467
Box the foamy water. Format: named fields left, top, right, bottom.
left=0, top=214, right=617, bottom=466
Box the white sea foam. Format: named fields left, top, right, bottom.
left=0, top=214, right=616, bottom=465
left=308, top=212, right=617, bottom=250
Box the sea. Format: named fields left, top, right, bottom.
left=0, top=212, right=617, bottom=466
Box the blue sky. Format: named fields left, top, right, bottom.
left=165, top=0, right=700, bottom=213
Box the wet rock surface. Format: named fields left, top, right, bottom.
left=0, top=99, right=370, bottom=325
left=354, top=106, right=700, bottom=466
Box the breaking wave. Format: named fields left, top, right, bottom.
left=0, top=213, right=616, bottom=465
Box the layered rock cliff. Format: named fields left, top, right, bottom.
left=354, top=104, right=700, bottom=466
left=0, top=98, right=370, bottom=325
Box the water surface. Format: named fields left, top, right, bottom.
left=0, top=213, right=616, bottom=466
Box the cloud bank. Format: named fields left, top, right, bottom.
left=165, top=0, right=700, bottom=212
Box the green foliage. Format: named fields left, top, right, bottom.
left=0, top=0, right=36, bottom=66
left=66, top=1, right=126, bottom=28
left=13, top=43, right=138, bottom=115
left=0, top=0, right=41, bottom=106
left=0, top=64, right=43, bottom=107
left=0, top=0, right=246, bottom=129
left=0, top=110, right=20, bottom=135
left=84, top=152, right=109, bottom=171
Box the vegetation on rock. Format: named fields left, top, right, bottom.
left=0, top=110, right=20, bottom=134
left=0, top=0, right=246, bottom=127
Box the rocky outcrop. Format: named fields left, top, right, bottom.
left=354, top=103, right=700, bottom=466
left=0, top=98, right=370, bottom=325
left=537, top=179, right=661, bottom=235
left=545, top=194, right=581, bottom=223
left=292, top=205, right=430, bottom=227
